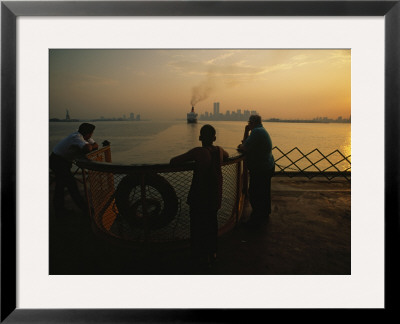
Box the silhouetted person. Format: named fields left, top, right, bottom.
left=238, top=115, right=274, bottom=224
left=50, top=123, right=99, bottom=215
left=170, top=124, right=229, bottom=269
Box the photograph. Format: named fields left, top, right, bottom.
left=2, top=0, right=398, bottom=321
left=48, top=49, right=351, bottom=276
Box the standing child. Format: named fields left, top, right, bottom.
left=170, top=124, right=229, bottom=269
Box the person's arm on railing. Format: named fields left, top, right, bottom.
left=86, top=138, right=99, bottom=151
left=170, top=149, right=196, bottom=165
left=82, top=143, right=98, bottom=154
left=218, top=146, right=230, bottom=162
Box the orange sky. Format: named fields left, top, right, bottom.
left=49, top=49, right=351, bottom=120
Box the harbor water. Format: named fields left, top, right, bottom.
left=49, top=120, right=351, bottom=167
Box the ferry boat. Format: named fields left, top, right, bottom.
left=187, top=107, right=198, bottom=123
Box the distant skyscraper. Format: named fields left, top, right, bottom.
left=213, top=102, right=220, bottom=116
left=66, top=109, right=70, bottom=120
left=130, top=113, right=135, bottom=120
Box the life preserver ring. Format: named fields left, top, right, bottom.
left=115, top=173, right=178, bottom=230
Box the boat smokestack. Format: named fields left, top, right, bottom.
left=187, top=106, right=198, bottom=123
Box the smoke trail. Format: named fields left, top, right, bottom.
left=190, top=75, right=216, bottom=107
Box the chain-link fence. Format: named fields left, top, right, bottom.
left=78, top=145, right=246, bottom=247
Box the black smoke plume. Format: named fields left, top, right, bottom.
left=190, top=76, right=216, bottom=107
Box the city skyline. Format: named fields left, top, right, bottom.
left=49, top=104, right=350, bottom=124
left=198, top=104, right=350, bottom=122
left=49, top=109, right=141, bottom=122
left=49, top=49, right=351, bottom=120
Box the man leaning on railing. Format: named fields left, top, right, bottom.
left=49, top=123, right=99, bottom=216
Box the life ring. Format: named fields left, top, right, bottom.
left=115, top=173, right=178, bottom=230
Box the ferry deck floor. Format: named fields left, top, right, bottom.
left=49, top=176, right=351, bottom=275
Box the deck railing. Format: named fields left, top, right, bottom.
left=77, top=144, right=350, bottom=247
left=78, top=145, right=247, bottom=247
left=272, top=146, right=351, bottom=181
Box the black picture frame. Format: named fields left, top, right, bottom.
left=1, top=0, right=399, bottom=322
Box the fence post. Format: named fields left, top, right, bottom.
left=140, top=173, right=149, bottom=242
left=81, top=168, right=92, bottom=219
left=104, top=146, right=112, bottom=163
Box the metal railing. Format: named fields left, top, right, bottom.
left=77, top=144, right=350, bottom=247
left=272, top=146, right=351, bottom=181
left=78, top=145, right=247, bottom=248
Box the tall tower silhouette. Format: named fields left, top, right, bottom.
left=66, top=109, right=70, bottom=120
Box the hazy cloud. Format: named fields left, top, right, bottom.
left=74, top=74, right=120, bottom=88
left=50, top=49, right=351, bottom=120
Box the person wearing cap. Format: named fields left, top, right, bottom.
left=50, top=123, right=99, bottom=215
left=170, top=124, right=229, bottom=270
left=237, top=115, right=275, bottom=223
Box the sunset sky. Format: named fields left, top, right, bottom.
left=49, top=49, right=351, bottom=120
